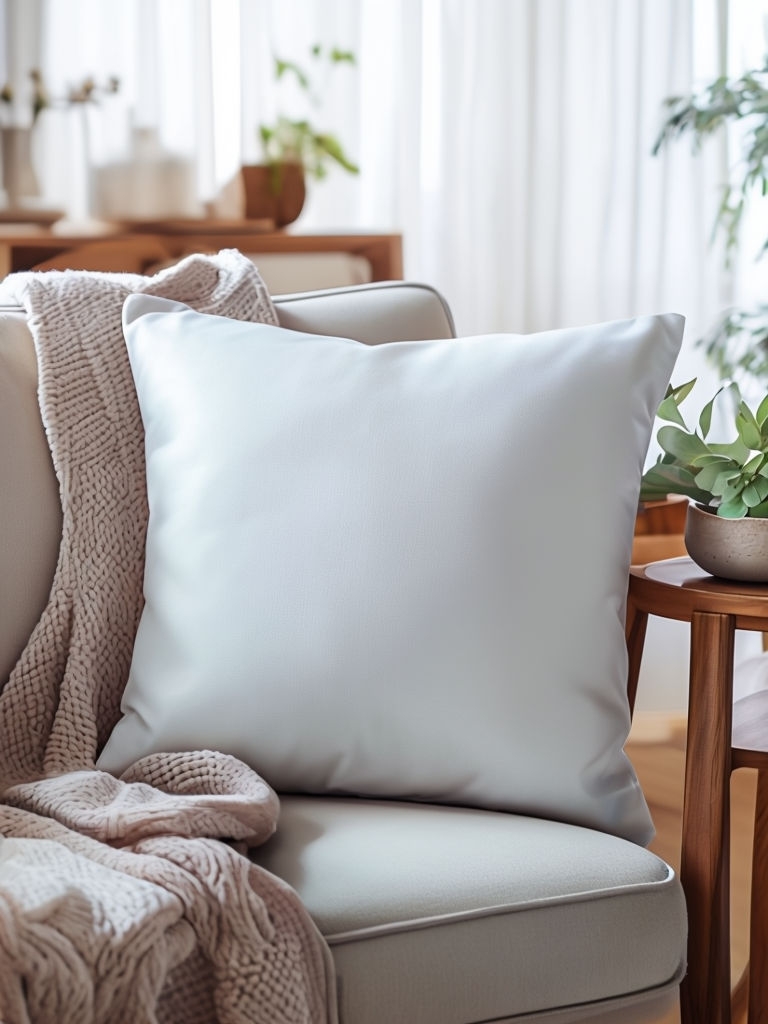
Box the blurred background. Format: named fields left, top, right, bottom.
left=1, top=0, right=763, bottom=336
left=3, top=0, right=768, bottom=709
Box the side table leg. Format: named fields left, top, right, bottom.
left=749, top=769, right=768, bottom=1023
left=680, top=611, right=734, bottom=1024
left=625, top=599, right=648, bottom=716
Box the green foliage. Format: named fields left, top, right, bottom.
left=654, top=61, right=768, bottom=253
left=700, top=304, right=768, bottom=384
left=641, top=379, right=768, bottom=518
left=259, top=44, right=359, bottom=183
left=654, top=57, right=768, bottom=389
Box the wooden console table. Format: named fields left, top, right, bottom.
left=0, top=223, right=404, bottom=282
left=627, top=557, right=768, bottom=1024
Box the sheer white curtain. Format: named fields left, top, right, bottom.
left=235, top=0, right=731, bottom=352
left=28, top=0, right=749, bottom=348
left=17, top=0, right=764, bottom=383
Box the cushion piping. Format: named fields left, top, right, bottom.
left=325, top=863, right=679, bottom=944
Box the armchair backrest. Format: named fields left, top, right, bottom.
left=0, top=281, right=456, bottom=688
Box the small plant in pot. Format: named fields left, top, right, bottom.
left=241, top=44, right=359, bottom=227
left=641, top=379, right=768, bottom=581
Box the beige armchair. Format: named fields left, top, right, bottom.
left=0, top=279, right=686, bottom=1023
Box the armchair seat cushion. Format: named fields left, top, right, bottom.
left=253, top=797, right=687, bottom=1024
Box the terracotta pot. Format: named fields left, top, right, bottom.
left=240, top=162, right=306, bottom=227
left=685, top=502, right=768, bottom=582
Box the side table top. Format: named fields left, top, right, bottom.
left=629, top=556, right=768, bottom=628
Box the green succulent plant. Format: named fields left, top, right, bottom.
left=641, top=379, right=768, bottom=518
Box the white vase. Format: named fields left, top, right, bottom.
left=1, top=127, right=40, bottom=208
left=91, top=126, right=200, bottom=220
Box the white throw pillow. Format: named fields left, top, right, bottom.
left=98, top=294, right=684, bottom=845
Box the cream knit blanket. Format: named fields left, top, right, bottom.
left=0, top=252, right=337, bottom=1023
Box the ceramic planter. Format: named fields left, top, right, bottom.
left=240, top=162, right=306, bottom=227
left=685, top=502, right=768, bottom=582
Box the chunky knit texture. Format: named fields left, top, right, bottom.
left=0, top=252, right=337, bottom=1023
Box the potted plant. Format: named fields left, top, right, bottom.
left=241, top=44, right=359, bottom=227
left=653, top=59, right=768, bottom=391
left=641, top=378, right=768, bottom=580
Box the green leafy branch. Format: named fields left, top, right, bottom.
left=275, top=46, right=355, bottom=98
left=653, top=57, right=768, bottom=393
left=653, top=59, right=768, bottom=256
left=260, top=44, right=359, bottom=183
left=700, top=304, right=768, bottom=383
left=259, top=117, right=358, bottom=180
left=641, top=378, right=768, bottom=518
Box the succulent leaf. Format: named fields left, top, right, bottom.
left=656, top=393, right=688, bottom=427
left=743, top=452, right=766, bottom=475
left=695, top=460, right=740, bottom=492
left=737, top=402, right=763, bottom=449
left=639, top=462, right=713, bottom=504
left=669, top=378, right=697, bottom=403
left=694, top=454, right=735, bottom=466
left=710, top=467, right=744, bottom=496
left=656, top=425, right=711, bottom=463
left=742, top=480, right=768, bottom=506
left=708, top=438, right=751, bottom=462
left=751, top=475, right=768, bottom=503
left=717, top=495, right=750, bottom=518
left=698, top=386, right=724, bottom=438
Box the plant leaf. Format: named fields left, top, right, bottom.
left=719, top=474, right=748, bottom=501
left=275, top=58, right=311, bottom=90
left=654, top=378, right=696, bottom=425
left=757, top=393, right=768, bottom=427
left=669, top=378, right=697, bottom=403
left=330, top=48, right=356, bottom=64
left=640, top=462, right=712, bottom=503
left=694, top=454, right=735, bottom=466
left=313, top=132, right=360, bottom=174
left=748, top=497, right=768, bottom=518
left=708, top=438, right=751, bottom=463
left=698, top=386, right=724, bottom=438
left=694, top=460, right=739, bottom=491
left=736, top=401, right=763, bottom=449
left=656, top=393, right=688, bottom=427
left=656, top=425, right=711, bottom=464
left=718, top=495, right=749, bottom=518
left=709, top=466, right=744, bottom=496
left=743, top=478, right=768, bottom=506
left=743, top=453, right=766, bottom=475
left=743, top=484, right=763, bottom=506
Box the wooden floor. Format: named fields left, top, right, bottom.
left=626, top=715, right=758, bottom=1024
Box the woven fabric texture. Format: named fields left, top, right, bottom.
left=0, top=251, right=336, bottom=1023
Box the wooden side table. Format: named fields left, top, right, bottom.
left=627, top=557, right=768, bottom=1024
